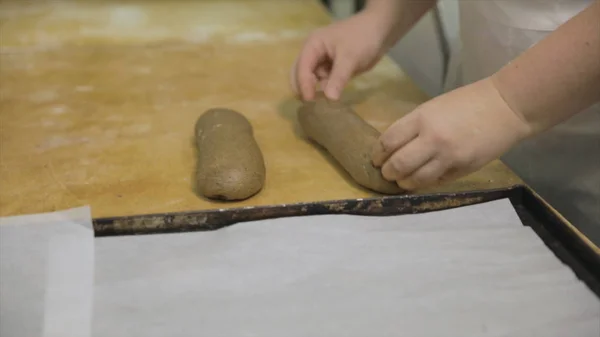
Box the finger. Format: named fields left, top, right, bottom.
left=397, top=158, right=448, bottom=191
left=380, top=138, right=435, bottom=182
left=324, top=54, right=355, bottom=100
left=318, top=78, right=328, bottom=92
left=289, top=57, right=300, bottom=95
left=371, top=112, right=419, bottom=167
left=297, top=39, right=328, bottom=101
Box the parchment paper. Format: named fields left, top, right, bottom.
left=0, top=206, right=94, bottom=337
left=92, top=199, right=599, bottom=337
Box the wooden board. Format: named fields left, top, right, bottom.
left=0, top=0, right=521, bottom=218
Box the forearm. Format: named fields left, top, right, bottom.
left=491, top=0, right=600, bottom=136
left=364, top=0, right=439, bottom=49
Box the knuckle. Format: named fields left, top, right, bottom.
left=419, top=119, right=450, bottom=148
left=379, top=134, right=396, bottom=154
left=429, top=129, right=451, bottom=148
left=390, top=157, right=408, bottom=174
left=450, top=148, right=475, bottom=167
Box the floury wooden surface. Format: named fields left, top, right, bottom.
left=0, top=0, right=521, bottom=218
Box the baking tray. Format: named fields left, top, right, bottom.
left=93, top=185, right=600, bottom=298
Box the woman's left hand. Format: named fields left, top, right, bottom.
left=371, top=77, right=532, bottom=190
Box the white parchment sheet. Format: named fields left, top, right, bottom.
left=0, top=206, right=94, bottom=337
left=1, top=200, right=598, bottom=337
left=92, top=199, right=599, bottom=337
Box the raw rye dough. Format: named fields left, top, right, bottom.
left=297, top=95, right=404, bottom=194
left=195, top=108, right=266, bottom=201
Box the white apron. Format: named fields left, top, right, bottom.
left=447, top=0, right=600, bottom=243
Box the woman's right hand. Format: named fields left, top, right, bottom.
left=290, top=10, right=391, bottom=101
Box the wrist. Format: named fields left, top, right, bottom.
left=362, top=1, right=405, bottom=50
left=486, top=76, right=533, bottom=143
left=488, top=1, right=600, bottom=136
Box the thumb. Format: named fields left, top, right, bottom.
left=324, top=55, right=355, bottom=100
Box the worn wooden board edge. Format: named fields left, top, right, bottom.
left=93, top=186, right=522, bottom=236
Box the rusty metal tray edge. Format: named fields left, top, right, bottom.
left=93, top=185, right=600, bottom=297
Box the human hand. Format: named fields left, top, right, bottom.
left=290, top=10, right=390, bottom=101
left=371, top=78, right=532, bottom=190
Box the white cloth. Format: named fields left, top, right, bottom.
left=447, top=0, right=600, bottom=243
